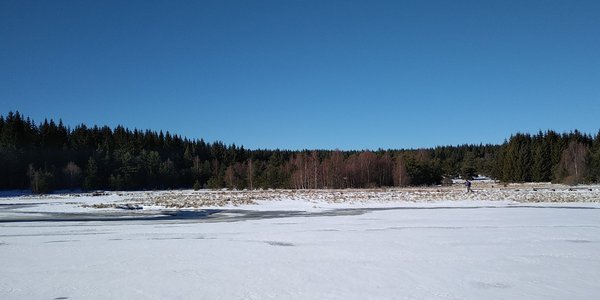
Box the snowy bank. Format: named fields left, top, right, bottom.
left=1, top=194, right=599, bottom=299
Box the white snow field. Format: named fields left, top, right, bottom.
left=1, top=186, right=600, bottom=299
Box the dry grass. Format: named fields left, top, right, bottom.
left=97, top=183, right=600, bottom=209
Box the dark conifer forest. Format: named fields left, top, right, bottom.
left=1, top=112, right=599, bottom=193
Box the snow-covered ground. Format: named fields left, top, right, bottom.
left=1, top=186, right=600, bottom=299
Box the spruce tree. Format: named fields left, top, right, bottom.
left=83, top=157, right=100, bottom=191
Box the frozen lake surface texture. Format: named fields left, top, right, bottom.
left=1, top=185, right=600, bottom=299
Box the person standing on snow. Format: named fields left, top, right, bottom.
left=465, top=180, right=473, bottom=193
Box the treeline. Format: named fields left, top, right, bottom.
left=493, top=131, right=600, bottom=184
left=0, top=112, right=599, bottom=193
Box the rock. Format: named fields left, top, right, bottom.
left=115, top=204, right=143, bottom=210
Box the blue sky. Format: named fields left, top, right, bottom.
left=1, top=0, right=599, bottom=150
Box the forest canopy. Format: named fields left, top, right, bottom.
left=1, top=111, right=599, bottom=193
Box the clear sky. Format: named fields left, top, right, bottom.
left=1, top=0, right=599, bottom=150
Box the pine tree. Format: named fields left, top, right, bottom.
left=532, top=135, right=552, bottom=182
left=193, top=180, right=202, bottom=190
left=83, top=157, right=100, bottom=191
left=460, top=152, right=477, bottom=180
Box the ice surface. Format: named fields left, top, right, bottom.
left=1, top=187, right=600, bottom=299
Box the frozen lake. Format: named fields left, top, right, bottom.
left=1, top=190, right=600, bottom=299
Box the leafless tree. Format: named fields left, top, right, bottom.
left=247, top=158, right=253, bottom=190
left=393, top=156, right=410, bottom=186
left=63, top=161, right=82, bottom=189
left=557, top=141, right=590, bottom=184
